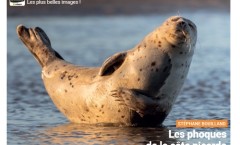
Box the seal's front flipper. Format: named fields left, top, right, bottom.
left=17, top=25, right=63, bottom=68
left=99, top=52, right=126, bottom=76
left=111, top=88, right=159, bottom=117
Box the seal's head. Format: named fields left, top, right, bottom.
left=160, top=16, right=197, bottom=52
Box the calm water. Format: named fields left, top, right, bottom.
left=7, top=12, right=230, bottom=145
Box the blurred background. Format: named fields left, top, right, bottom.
left=8, top=0, right=229, bottom=16
left=8, top=0, right=230, bottom=145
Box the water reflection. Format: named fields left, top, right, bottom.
left=37, top=123, right=177, bottom=145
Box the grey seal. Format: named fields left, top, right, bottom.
left=17, top=16, right=197, bottom=126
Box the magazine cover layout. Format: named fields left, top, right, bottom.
left=7, top=0, right=230, bottom=144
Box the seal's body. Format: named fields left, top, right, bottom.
left=17, top=16, right=197, bottom=126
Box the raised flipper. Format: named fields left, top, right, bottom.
left=111, top=88, right=160, bottom=117
left=17, top=25, right=63, bottom=68
left=99, top=52, right=127, bottom=76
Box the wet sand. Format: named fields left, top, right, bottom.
left=8, top=0, right=229, bottom=16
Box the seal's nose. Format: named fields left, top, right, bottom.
left=178, top=21, right=187, bottom=28
left=173, top=17, right=196, bottom=31
left=174, top=18, right=196, bottom=33
left=169, top=16, right=194, bottom=30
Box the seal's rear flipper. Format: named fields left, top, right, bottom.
left=17, top=25, right=64, bottom=68
left=111, top=88, right=160, bottom=117
left=34, top=27, right=51, bottom=46
left=99, top=52, right=126, bottom=76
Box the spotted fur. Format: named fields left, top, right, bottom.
left=17, top=16, right=197, bottom=126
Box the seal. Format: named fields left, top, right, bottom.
left=17, top=16, right=197, bottom=126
